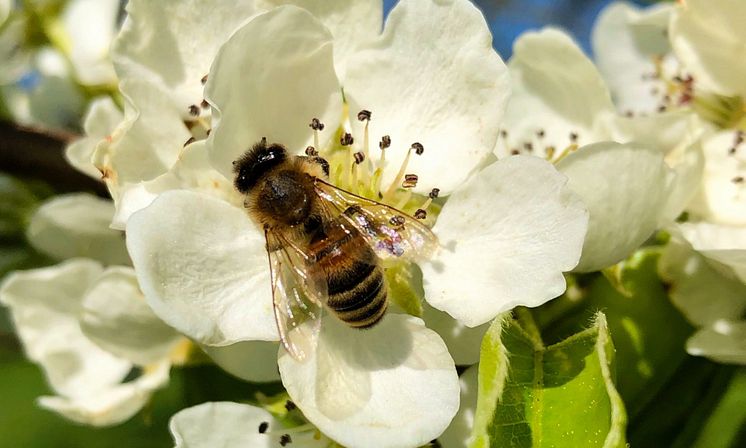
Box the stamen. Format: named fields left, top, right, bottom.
left=569, top=132, right=578, bottom=143
left=354, top=152, right=365, bottom=164
left=416, top=188, right=439, bottom=214
left=258, top=422, right=269, bottom=434
left=402, top=174, right=418, bottom=188
left=280, top=434, right=292, bottom=446
left=536, top=129, right=545, bottom=138
left=200, top=74, right=208, bottom=85
left=389, top=215, right=405, bottom=227
left=733, top=176, right=744, bottom=184
left=357, top=109, right=372, bottom=121
left=285, top=400, right=297, bottom=411
left=429, top=188, right=440, bottom=199
left=340, top=132, right=354, bottom=146
left=183, top=137, right=196, bottom=147
left=309, top=118, right=324, bottom=150
left=414, top=209, right=427, bottom=219
left=545, top=146, right=556, bottom=160
left=188, top=105, right=200, bottom=117
left=383, top=143, right=421, bottom=201
left=200, top=99, right=209, bottom=109
left=305, top=146, right=318, bottom=156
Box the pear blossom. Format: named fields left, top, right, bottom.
left=0, top=259, right=177, bottom=426
left=496, top=27, right=704, bottom=272
left=121, top=1, right=588, bottom=445
left=65, top=97, right=123, bottom=179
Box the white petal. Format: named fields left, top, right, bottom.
left=80, top=267, right=183, bottom=366
left=438, top=364, right=478, bottom=448
left=26, top=193, right=130, bottom=265
left=109, top=141, right=236, bottom=230
left=255, top=0, right=382, bottom=79
left=278, top=314, right=459, bottom=448
left=170, top=402, right=286, bottom=448
left=659, top=234, right=746, bottom=327
left=65, top=97, right=123, bottom=179
left=670, top=0, right=746, bottom=98
left=557, top=142, right=672, bottom=272
left=207, top=6, right=342, bottom=178
left=422, top=303, right=487, bottom=366
left=61, top=0, right=119, bottom=86
left=687, top=320, right=746, bottom=365
left=423, top=156, right=588, bottom=327
left=39, top=361, right=170, bottom=426
left=687, top=131, right=746, bottom=226
left=203, top=341, right=281, bottom=383
left=112, top=0, right=259, bottom=111
left=591, top=2, right=674, bottom=115
left=677, top=221, right=746, bottom=283
left=126, top=190, right=277, bottom=345
left=344, top=0, right=509, bottom=195
left=0, top=0, right=9, bottom=26
left=498, top=28, right=614, bottom=159
left=0, top=260, right=131, bottom=398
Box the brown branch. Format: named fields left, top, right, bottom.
left=0, top=120, right=108, bottom=196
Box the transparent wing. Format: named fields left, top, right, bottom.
left=265, top=229, right=326, bottom=362
left=314, top=179, right=439, bottom=261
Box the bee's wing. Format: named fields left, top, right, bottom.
left=265, top=229, right=326, bottom=362
left=314, top=179, right=439, bottom=261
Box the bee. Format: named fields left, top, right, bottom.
left=233, top=138, right=438, bottom=361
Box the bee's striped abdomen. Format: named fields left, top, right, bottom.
left=312, top=227, right=387, bottom=328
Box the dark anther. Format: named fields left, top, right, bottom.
left=657, top=105, right=667, bottom=113
left=403, top=174, right=418, bottom=188
left=429, top=188, right=440, bottom=199
left=206, top=128, right=211, bottom=136
left=357, top=109, right=372, bottom=121
left=284, top=400, right=297, bottom=411
left=729, top=147, right=737, bottom=155
left=279, top=434, right=292, bottom=446
left=188, top=105, right=200, bottom=116
left=389, top=215, right=405, bottom=226
left=625, top=110, right=634, bottom=118
left=569, top=132, right=578, bottom=142
left=354, top=151, right=365, bottom=164
left=200, top=74, right=208, bottom=85
left=261, top=136, right=268, bottom=145
left=733, top=176, right=744, bottom=184
left=411, top=142, right=424, bottom=155
left=305, top=146, right=318, bottom=156
left=200, top=99, right=209, bottom=109
left=183, top=137, right=196, bottom=147
left=735, top=131, right=744, bottom=145
left=537, top=129, right=545, bottom=138
left=510, top=149, right=520, bottom=155
left=523, top=142, right=533, bottom=151
left=340, top=132, right=354, bottom=146
left=431, top=440, right=442, bottom=448
left=258, top=421, right=269, bottom=434
left=414, top=209, right=427, bottom=219
left=500, top=130, right=508, bottom=138
left=379, top=135, right=391, bottom=149
left=309, top=118, right=325, bottom=131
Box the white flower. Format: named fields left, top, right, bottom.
left=659, top=232, right=746, bottom=364
left=121, top=1, right=588, bottom=445
left=66, top=96, right=123, bottom=179
left=0, top=259, right=178, bottom=425
left=497, top=27, right=704, bottom=272
left=169, top=401, right=331, bottom=447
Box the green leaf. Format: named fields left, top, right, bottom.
left=540, top=248, right=693, bottom=418
left=471, top=310, right=627, bottom=448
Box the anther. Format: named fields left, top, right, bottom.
left=537, top=129, right=545, bottom=138
left=500, top=130, right=508, bottom=138
left=735, top=131, right=744, bottom=145
left=523, top=142, right=533, bottom=151
left=379, top=135, right=391, bottom=149
left=200, top=74, right=208, bottom=85
left=510, top=149, right=520, bottom=155
left=309, top=118, right=325, bottom=131
left=429, top=188, right=440, bottom=199
left=305, top=146, right=318, bottom=156
left=200, top=99, right=209, bottom=109
left=414, top=209, right=427, bottom=219
left=285, top=400, right=297, bottom=412
left=729, top=147, right=737, bottom=155
left=569, top=132, right=578, bottom=143
left=390, top=215, right=405, bottom=226
left=188, top=105, right=200, bottom=116
left=545, top=146, right=556, bottom=159
left=402, top=174, right=418, bottom=188
left=206, top=128, right=211, bottom=136
left=657, top=105, right=667, bottom=113
left=357, top=109, right=372, bottom=121
left=258, top=422, right=269, bottom=434
left=183, top=137, right=196, bottom=147
left=732, top=176, right=744, bottom=184
left=411, top=142, right=424, bottom=155
left=340, top=132, right=354, bottom=146
left=354, top=151, right=365, bottom=164
left=280, top=434, right=292, bottom=446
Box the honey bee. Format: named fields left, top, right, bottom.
left=233, top=138, right=438, bottom=361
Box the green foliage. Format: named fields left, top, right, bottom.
left=471, top=310, right=626, bottom=448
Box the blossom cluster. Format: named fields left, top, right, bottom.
left=1, top=1, right=744, bottom=447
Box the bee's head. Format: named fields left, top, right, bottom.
left=233, top=138, right=287, bottom=194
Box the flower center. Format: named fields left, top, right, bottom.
left=306, top=110, right=441, bottom=225
left=498, top=128, right=580, bottom=163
